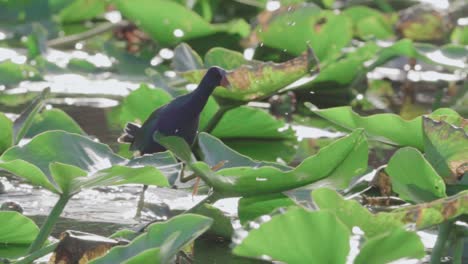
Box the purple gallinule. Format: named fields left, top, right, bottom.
left=119, top=66, right=230, bottom=154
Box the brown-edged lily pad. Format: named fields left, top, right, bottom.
left=423, top=116, right=468, bottom=184
left=182, top=46, right=319, bottom=101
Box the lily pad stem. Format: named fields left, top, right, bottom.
left=430, top=221, right=453, bottom=264
left=27, top=195, right=70, bottom=254
left=452, top=231, right=464, bottom=264
left=16, top=242, right=59, bottom=264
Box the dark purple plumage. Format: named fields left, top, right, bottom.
left=118, top=66, right=230, bottom=155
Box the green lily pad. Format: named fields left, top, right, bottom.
left=313, top=188, right=468, bottom=234
left=238, top=193, right=296, bottom=224
left=191, top=203, right=234, bottom=238
left=182, top=46, right=318, bottom=101
left=90, top=214, right=213, bottom=264
left=57, top=0, right=106, bottom=23
left=204, top=47, right=261, bottom=70
left=355, top=228, right=425, bottom=264
left=0, top=60, right=41, bottom=86
left=0, top=113, right=13, bottom=154
left=252, top=4, right=352, bottom=60
left=0, top=131, right=174, bottom=196
left=342, top=6, right=394, bottom=39
left=114, top=0, right=249, bottom=46
left=312, top=188, right=404, bottom=238
left=233, top=208, right=350, bottom=264
left=423, top=116, right=468, bottom=184
left=159, top=129, right=367, bottom=197
left=386, top=147, right=446, bottom=203
left=115, top=84, right=173, bottom=127
left=311, top=106, right=459, bottom=150
left=0, top=211, right=39, bottom=258
left=25, top=108, right=85, bottom=138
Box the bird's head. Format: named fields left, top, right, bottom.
left=205, top=66, right=231, bottom=89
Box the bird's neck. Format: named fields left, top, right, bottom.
left=189, top=82, right=216, bottom=112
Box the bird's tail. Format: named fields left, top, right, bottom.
left=118, top=122, right=140, bottom=144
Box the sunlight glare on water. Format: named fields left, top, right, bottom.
left=266, top=0, right=280, bottom=11
left=418, top=0, right=449, bottom=9
left=159, top=48, right=174, bottom=60
left=423, top=50, right=466, bottom=68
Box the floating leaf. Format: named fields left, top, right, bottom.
left=252, top=4, right=352, bottom=59
left=311, top=106, right=459, bottom=150
left=342, top=6, right=394, bottom=39
left=90, top=214, right=213, bottom=264
left=204, top=47, right=261, bottom=70
left=0, top=211, right=39, bottom=258
left=0, top=131, right=174, bottom=196
left=161, top=129, right=367, bottom=197
left=114, top=0, right=249, bottom=46
left=238, top=193, right=296, bottom=224
left=312, top=188, right=404, bottom=238
left=386, top=147, right=446, bottom=203
left=0, top=113, right=13, bottom=154
left=115, top=84, right=172, bottom=127
left=197, top=132, right=289, bottom=170
left=355, top=228, right=425, bottom=264
left=25, top=108, right=85, bottom=138
left=313, top=188, right=468, bottom=233
left=183, top=46, right=318, bottom=101
left=192, top=203, right=234, bottom=238
left=57, top=0, right=106, bottom=23
left=0, top=60, right=41, bottom=86
left=233, top=208, right=350, bottom=264
left=423, top=116, right=468, bottom=184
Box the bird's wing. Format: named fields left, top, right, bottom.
left=129, top=105, right=166, bottom=151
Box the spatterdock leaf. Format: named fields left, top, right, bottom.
left=386, top=147, right=446, bottom=203
left=0, top=211, right=39, bottom=258
left=233, top=208, right=350, bottom=264
left=0, top=131, right=173, bottom=196
left=25, top=108, right=85, bottom=138
left=90, top=214, right=212, bottom=264
left=238, top=193, right=296, bottom=224
left=183, top=46, right=318, bottom=101
left=114, top=0, right=248, bottom=46
left=161, top=130, right=367, bottom=197
left=251, top=4, right=352, bottom=59
left=311, top=106, right=459, bottom=150
left=0, top=113, right=12, bottom=154
left=355, top=228, right=425, bottom=264
left=312, top=188, right=404, bottom=238
left=423, top=116, right=468, bottom=184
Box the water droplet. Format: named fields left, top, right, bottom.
left=256, top=177, right=268, bottom=182
left=356, top=94, right=364, bottom=100
left=259, top=42, right=264, bottom=47
left=173, top=29, right=184, bottom=38
left=243, top=48, right=254, bottom=60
